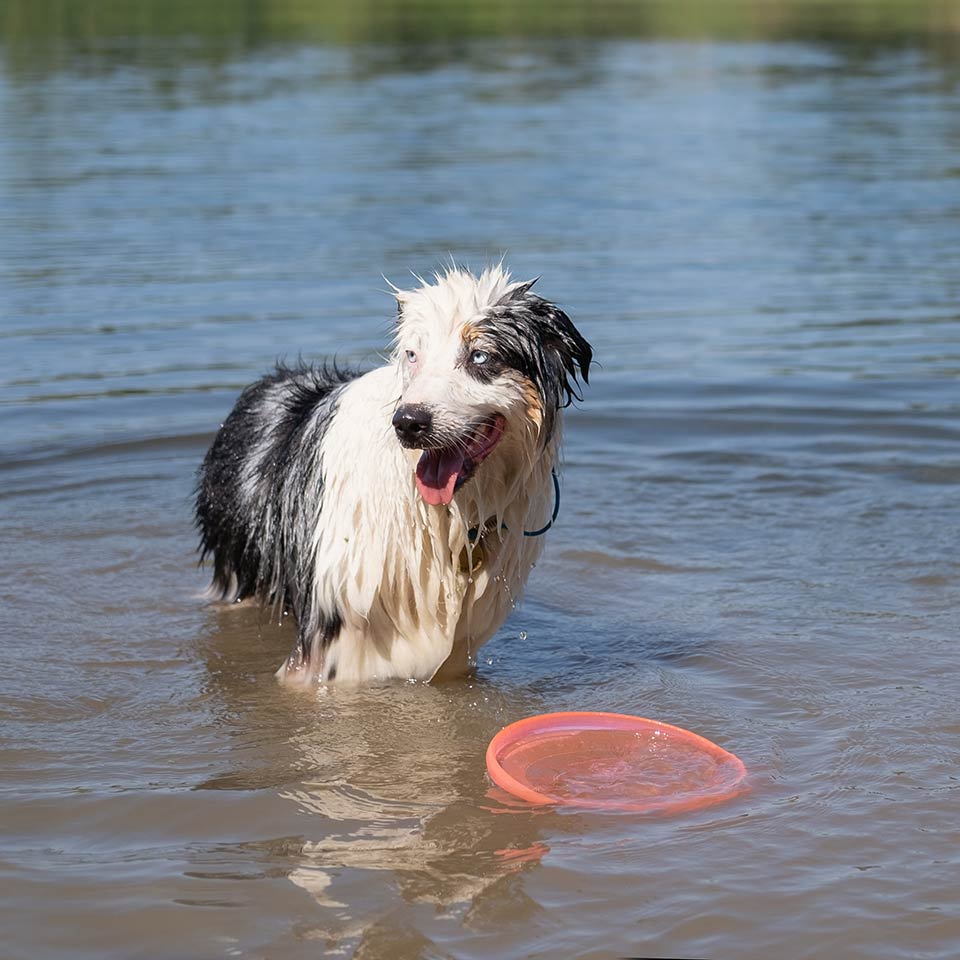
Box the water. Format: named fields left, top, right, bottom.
left=2, top=9, right=960, bottom=959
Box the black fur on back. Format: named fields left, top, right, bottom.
left=195, top=361, right=358, bottom=654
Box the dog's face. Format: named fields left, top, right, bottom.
left=391, top=267, right=591, bottom=506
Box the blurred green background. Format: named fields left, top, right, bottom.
left=3, top=0, right=959, bottom=70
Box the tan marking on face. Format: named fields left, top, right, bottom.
left=460, top=322, right=482, bottom=345
left=520, top=377, right=543, bottom=430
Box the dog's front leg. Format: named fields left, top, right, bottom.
left=275, top=619, right=339, bottom=688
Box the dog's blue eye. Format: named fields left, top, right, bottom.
left=405, top=350, right=417, bottom=364
left=470, top=350, right=489, bottom=365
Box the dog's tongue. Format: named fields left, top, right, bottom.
left=415, top=449, right=464, bottom=506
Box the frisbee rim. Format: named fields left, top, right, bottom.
left=485, top=711, right=747, bottom=813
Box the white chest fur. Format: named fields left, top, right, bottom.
left=297, top=366, right=555, bottom=684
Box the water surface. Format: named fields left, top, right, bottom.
left=2, top=10, right=959, bottom=960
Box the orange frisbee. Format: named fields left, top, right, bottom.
left=486, top=712, right=747, bottom=814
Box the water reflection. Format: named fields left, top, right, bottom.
left=197, top=601, right=557, bottom=946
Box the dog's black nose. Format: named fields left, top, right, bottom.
left=392, top=404, right=434, bottom=447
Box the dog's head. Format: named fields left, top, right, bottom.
left=390, top=265, right=591, bottom=506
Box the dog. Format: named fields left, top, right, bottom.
left=195, top=265, right=591, bottom=686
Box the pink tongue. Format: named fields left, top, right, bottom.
left=415, top=449, right=465, bottom=506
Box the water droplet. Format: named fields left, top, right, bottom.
left=519, top=631, right=527, bottom=641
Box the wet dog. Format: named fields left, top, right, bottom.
left=195, top=265, right=591, bottom=685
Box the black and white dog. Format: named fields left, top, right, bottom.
left=196, top=266, right=591, bottom=686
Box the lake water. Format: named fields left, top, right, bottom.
left=2, top=10, right=959, bottom=959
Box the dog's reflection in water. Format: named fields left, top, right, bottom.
left=199, top=605, right=557, bottom=950
left=280, top=683, right=553, bottom=945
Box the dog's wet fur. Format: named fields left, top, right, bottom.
left=196, top=265, right=591, bottom=685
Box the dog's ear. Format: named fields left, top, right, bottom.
left=511, top=291, right=592, bottom=409
left=384, top=275, right=412, bottom=322
left=497, top=277, right=593, bottom=407
left=498, top=277, right=540, bottom=304
left=537, top=298, right=592, bottom=406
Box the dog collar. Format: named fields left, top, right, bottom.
left=467, top=468, right=560, bottom=544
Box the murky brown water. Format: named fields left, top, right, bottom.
left=2, top=7, right=960, bottom=958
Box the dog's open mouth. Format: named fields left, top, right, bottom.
left=414, top=415, right=506, bottom=506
